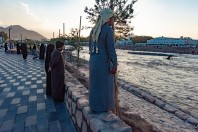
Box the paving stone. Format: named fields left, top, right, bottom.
left=25, top=115, right=37, bottom=127
left=14, top=113, right=26, bottom=124
left=46, top=105, right=56, bottom=113
left=49, top=120, right=62, bottom=132
left=22, top=90, right=30, bottom=95
left=27, top=107, right=37, bottom=116
left=0, top=119, right=14, bottom=131
left=11, top=98, right=21, bottom=104
left=24, top=125, right=37, bottom=132
left=0, top=100, right=3, bottom=106
left=4, top=110, right=17, bottom=121
left=37, top=103, right=46, bottom=111
left=17, top=105, right=28, bottom=114
left=37, top=89, right=44, bottom=94
left=30, top=85, right=37, bottom=89
left=28, top=101, right=37, bottom=108
left=48, top=112, right=59, bottom=122
left=0, top=108, right=8, bottom=118
left=17, top=86, right=24, bottom=90
left=37, top=109, right=47, bottom=119
left=12, top=123, right=25, bottom=132
left=29, top=96, right=37, bottom=102
left=37, top=117, right=49, bottom=130
left=6, top=92, right=15, bottom=97
left=3, top=87, right=10, bottom=92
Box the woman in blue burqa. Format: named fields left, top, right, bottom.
left=89, top=8, right=117, bottom=113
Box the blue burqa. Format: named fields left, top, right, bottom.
left=89, top=23, right=117, bottom=112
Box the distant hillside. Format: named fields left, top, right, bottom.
left=0, top=25, right=46, bottom=41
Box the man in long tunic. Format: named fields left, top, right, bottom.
left=49, top=41, right=65, bottom=102
left=89, top=8, right=117, bottom=112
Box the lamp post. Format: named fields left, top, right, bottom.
left=8, top=27, right=12, bottom=49
left=8, top=28, right=11, bottom=41
left=21, top=34, right=22, bottom=43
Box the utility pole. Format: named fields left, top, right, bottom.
left=77, top=16, right=82, bottom=63
left=53, top=32, right=54, bottom=39
left=63, top=23, right=65, bottom=37
left=8, top=27, right=12, bottom=42
left=8, top=27, right=12, bottom=49
left=59, top=29, right=60, bottom=38
left=20, top=34, right=22, bottom=43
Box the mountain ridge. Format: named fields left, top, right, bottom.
left=0, top=25, right=46, bottom=41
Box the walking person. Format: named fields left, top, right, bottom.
left=29, top=43, right=32, bottom=52
left=21, top=43, right=28, bottom=59
left=49, top=41, right=65, bottom=102
left=4, top=42, right=8, bottom=52
left=32, top=44, right=38, bottom=59
left=45, top=44, right=55, bottom=96
left=88, top=8, right=117, bottom=113
left=16, top=42, right=20, bottom=54
left=39, top=43, right=45, bottom=59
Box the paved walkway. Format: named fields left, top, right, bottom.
left=0, top=49, right=76, bottom=132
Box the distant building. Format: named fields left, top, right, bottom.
left=147, top=36, right=197, bottom=47
left=116, top=37, right=133, bottom=46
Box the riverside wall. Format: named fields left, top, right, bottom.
left=116, top=45, right=198, bottom=55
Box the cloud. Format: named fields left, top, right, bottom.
left=19, top=2, right=41, bottom=21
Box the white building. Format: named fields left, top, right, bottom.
left=116, top=38, right=133, bottom=46
left=147, top=36, right=197, bottom=47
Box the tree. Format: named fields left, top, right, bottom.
left=132, top=36, right=153, bottom=44
left=0, top=31, right=8, bottom=42
left=84, top=0, right=137, bottom=39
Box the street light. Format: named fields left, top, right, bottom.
left=8, top=27, right=12, bottom=42
left=8, top=26, right=12, bottom=49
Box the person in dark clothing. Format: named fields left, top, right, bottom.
left=16, top=42, right=20, bottom=54
left=29, top=44, right=32, bottom=51
left=4, top=43, right=8, bottom=52
left=39, top=44, right=45, bottom=59
left=45, top=44, right=55, bottom=96
left=49, top=41, right=65, bottom=102
left=32, top=44, right=38, bottom=59
left=21, top=44, right=28, bottom=59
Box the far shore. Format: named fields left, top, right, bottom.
left=116, top=45, right=198, bottom=55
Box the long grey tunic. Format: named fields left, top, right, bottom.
left=89, top=23, right=117, bottom=112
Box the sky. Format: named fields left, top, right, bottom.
left=0, top=0, right=198, bottom=39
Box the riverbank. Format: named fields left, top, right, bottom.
left=64, top=59, right=198, bottom=132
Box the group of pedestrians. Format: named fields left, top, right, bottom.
left=14, top=42, right=46, bottom=60
left=4, top=8, right=118, bottom=113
